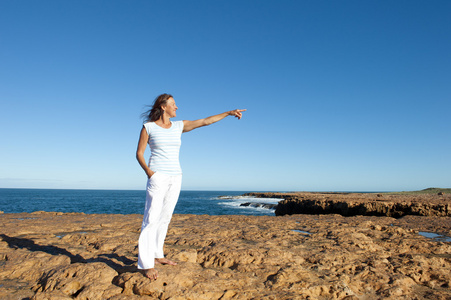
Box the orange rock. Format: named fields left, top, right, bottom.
left=0, top=212, right=450, bottom=299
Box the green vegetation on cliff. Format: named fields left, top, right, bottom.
left=388, top=188, right=451, bottom=195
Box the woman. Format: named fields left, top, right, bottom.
left=136, top=93, right=246, bottom=280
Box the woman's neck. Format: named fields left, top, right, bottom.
left=155, top=117, right=172, bottom=128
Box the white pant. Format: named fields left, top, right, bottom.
left=137, top=172, right=182, bottom=269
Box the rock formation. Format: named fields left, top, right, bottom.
left=244, top=192, right=451, bottom=217
left=1, top=211, right=450, bottom=299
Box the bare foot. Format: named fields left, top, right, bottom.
left=155, top=258, right=177, bottom=265
left=141, top=268, right=158, bottom=280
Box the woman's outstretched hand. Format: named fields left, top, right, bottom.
left=183, top=109, right=247, bottom=132
left=229, top=109, right=247, bottom=120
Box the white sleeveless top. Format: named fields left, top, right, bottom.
left=144, top=120, right=184, bottom=176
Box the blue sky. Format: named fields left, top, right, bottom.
left=1, top=0, right=450, bottom=192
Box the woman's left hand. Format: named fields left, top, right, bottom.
left=229, top=109, right=247, bottom=120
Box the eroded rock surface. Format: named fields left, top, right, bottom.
left=245, top=192, right=451, bottom=217
left=0, top=211, right=450, bottom=299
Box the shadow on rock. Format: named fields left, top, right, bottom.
left=0, top=234, right=137, bottom=274
left=85, top=253, right=137, bottom=273
left=0, top=234, right=84, bottom=263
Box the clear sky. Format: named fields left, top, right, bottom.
left=1, top=0, right=450, bottom=192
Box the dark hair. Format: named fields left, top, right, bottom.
left=141, top=93, right=173, bottom=122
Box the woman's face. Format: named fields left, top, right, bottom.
left=163, top=97, right=178, bottom=118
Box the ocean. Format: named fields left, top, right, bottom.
left=1, top=188, right=450, bottom=242
left=0, top=189, right=282, bottom=216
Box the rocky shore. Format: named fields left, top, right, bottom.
left=244, top=191, right=451, bottom=218
left=1, top=210, right=450, bottom=299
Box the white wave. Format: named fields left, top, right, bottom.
left=217, top=196, right=282, bottom=202
left=217, top=196, right=283, bottom=213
